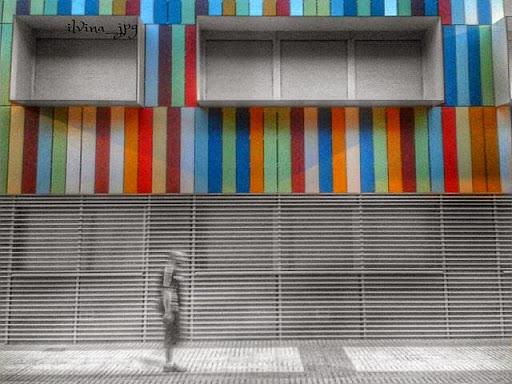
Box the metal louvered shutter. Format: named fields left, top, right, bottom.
left=0, top=194, right=510, bottom=343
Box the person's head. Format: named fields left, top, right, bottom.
left=167, top=250, right=187, bottom=265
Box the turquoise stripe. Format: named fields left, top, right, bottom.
left=145, top=25, right=159, bottom=107
left=0, top=24, right=12, bottom=106
left=36, top=108, right=54, bottom=194
left=236, top=0, right=249, bottom=15
left=455, top=26, right=470, bottom=106
left=140, top=0, right=154, bottom=23
left=194, top=108, right=209, bottom=193
left=249, top=0, right=262, bottom=15
left=0, top=107, right=9, bottom=194
left=290, top=0, right=303, bottom=15
left=182, top=0, right=195, bottom=24
left=72, top=0, right=86, bottom=14
left=428, top=108, right=444, bottom=192
left=451, top=0, right=465, bottom=24
left=2, top=0, right=15, bottom=22
left=384, top=0, right=397, bottom=15
left=44, top=0, right=59, bottom=14
left=171, top=25, right=185, bottom=107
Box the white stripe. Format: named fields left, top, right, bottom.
left=345, top=107, right=361, bottom=193
left=497, top=106, right=512, bottom=193
left=109, top=107, right=125, bottom=193
left=65, top=107, right=82, bottom=194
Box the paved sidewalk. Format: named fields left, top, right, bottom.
left=2, top=339, right=512, bottom=384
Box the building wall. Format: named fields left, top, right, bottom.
left=0, top=0, right=511, bottom=194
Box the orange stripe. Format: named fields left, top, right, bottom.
left=331, top=107, right=346, bottom=193
left=483, top=107, right=501, bottom=193
left=386, top=107, right=402, bottom=193
left=263, top=0, right=277, bottom=15
left=223, top=0, right=236, bottom=15
left=124, top=107, right=138, bottom=193
left=250, top=107, right=264, bottom=193
left=469, top=107, right=487, bottom=193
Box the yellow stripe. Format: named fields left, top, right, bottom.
left=7, top=106, right=24, bottom=194
left=124, top=108, right=138, bottom=193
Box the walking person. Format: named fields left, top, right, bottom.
left=160, top=250, right=187, bottom=372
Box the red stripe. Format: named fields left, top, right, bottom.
left=94, top=107, right=111, bottom=194
left=159, top=26, right=171, bottom=106
left=137, top=108, right=153, bottom=193
left=184, top=25, right=197, bottom=107
left=291, top=107, right=305, bottom=193
left=438, top=0, right=452, bottom=25
left=400, top=108, right=416, bottom=192
left=442, top=107, right=459, bottom=192
left=276, top=0, right=290, bottom=16
left=21, top=107, right=39, bottom=194
left=166, top=108, right=181, bottom=193
left=125, top=0, right=140, bottom=15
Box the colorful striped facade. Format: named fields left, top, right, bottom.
left=0, top=0, right=511, bottom=194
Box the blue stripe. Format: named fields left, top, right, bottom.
left=443, top=26, right=457, bottom=106
left=384, top=0, right=397, bottom=15
left=455, top=25, right=470, bottom=106
left=451, top=0, right=465, bottom=24
left=85, top=0, right=98, bottom=14
left=194, top=108, right=209, bottom=193
left=71, top=0, right=86, bottom=14
left=467, top=26, right=482, bottom=106
left=16, top=0, right=30, bottom=14
left=154, top=0, right=167, bottom=23
left=145, top=25, right=159, bottom=107
left=236, top=108, right=250, bottom=193
left=57, top=0, right=72, bottom=14
left=344, top=0, right=357, bottom=15
left=428, top=108, right=444, bottom=193
left=168, top=0, right=181, bottom=23
left=140, top=0, right=154, bottom=23
left=359, top=108, right=375, bottom=193
left=249, top=0, right=263, bottom=15
left=208, top=108, right=222, bottom=193
left=477, top=0, right=491, bottom=24
left=209, top=0, right=222, bottom=15
left=318, top=108, right=332, bottom=193
left=331, top=0, right=343, bottom=15
left=424, top=0, right=438, bottom=15
left=36, top=108, right=53, bottom=194
left=371, top=0, right=385, bottom=15
left=290, top=0, right=303, bottom=15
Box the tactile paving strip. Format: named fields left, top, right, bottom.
left=344, top=346, right=512, bottom=372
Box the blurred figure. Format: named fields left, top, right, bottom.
left=160, top=250, right=187, bottom=373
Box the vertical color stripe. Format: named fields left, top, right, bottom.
left=80, top=107, right=96, bottom=194
left=222, top=108, right=236, bottom=193
left=237, top=0, right=250, bottom=15
left=58, top=0, right=72, bottom=14
left=384, top=0, right=397, bottom=15
left=182, top=0, right=195, bottom=23
left=152, top=107, right=167, bottom=193
left=387, top=108, right=402, bottom=193
left=358, top=0, right=370, bottom=15
left=425, top=0, right=438, bottom=15
left=138, top=108, right=152, bottom=193
left=411, top=0, right=424, bottom=15
left=112, top=0, right=126, bottom=14
left=208, top=108, right=222, bottom=193
left=304, top=0, right=315, bottom=15
left=331, top=107, right=347, bottom=193
left=2, top=0, right=16, bottom=22
left=181, top=108, right=195, bottom=193
left=44, top=0, right=59, bottom=14
left=455, top=107, right=473, bottom=192
left=0, top=24, right=13, bottom=106
left=277, top=108, right=291, bottom=193
left=140, top=0, right=153, bottom=22
left=185, top=26, right=197, bottom=107
left=344, top=0, right=356, bottom=15
left=85, top=0, right=99, bottom=14
left=290, top=107, right=305, bottom=193
left=479, top=26, right=494, bottom=106
left=331, top=0, right=343, bottom=15
left=359, top=108, right=374, bottom=192
left=373, top=108, right=388, bottom=193
left=236, top=108, right=250, bottom=193
left=483, top=107, right=501, bottom=192
left=51, top=108, right=68, bottom=194
left=0, top=108, right=8, bottom=194
left=276, top=0, right=289, bottom=15
left=30, top=0, right=45, bottom=14
left=99, top=0, right=112, bottom=14
left=167, top=108, right=181, bottom=193
left=223, top=0, right=235, bottom=14
left=443, top=26, right=457, bottom=106
left=171, top=25, right=185, bottom=107
left=372, top=0, right=384, bottom=15
left=168, top=0, right=180, bottom=22
left=209, top=0, right=222, bottom=15
left=196, top=0, right=209, bottom=15
left=264, top=108, right=278, bottom=193
left=469, top=107, right=487, bottom=192
left=158, top=26, right=171, bottom=106
left=345, top=107, right=360, bottom=193
left=439, top=0, right=451, bottom=24
left=249, top=107, right=264, bottom=193
left=126, top=0, right=140, bottom=15
left=491, top=0, right=504, bottom=23
left=290, top=0, right=302, bottom=15
left=318, top=0, right=330, bottom=15
left=467, top=26, right=482, bottom=105
left=21, top=107, right=39, bottom=194
left=455, top=25, right=470, bottom=106
left=145, top=25, right=159, bottom=107
left=124, top=108, right=138, bottom=193
left=464, top=0, right=478, bottom=24
left=154, top=0, right=167, bottom=22
left=477, top=0, right=491, bottom=24
left=304, top=108, right=319, bottom=193
left=318, top=108, right=333, bottom=192
left=7, top=106, right=24, bottom=194
left=497, top=106, right=512, bottom=192
left=263, top=0, right=276, bottom=15
left=95, top=107, right=110, bottom=193
left=194, top=107, right=208, bottom=193
left=442, top=107, right=459, bottom=192
left=36, top=108, right=53, bottom=194
left=249, top=0, right=262, bottom=15
left=109, top=107, right=125, bottom=193
left=398, top=0, right=411, bottom=15
left=451, top=0, right=465, bottom=24
left=414, top=107, right=430, bottom=192
left=65, top=107, right=82, bottom=194
left=428, top=108, right=444, bottom=192
left=71, top=0, right=86, bottom=14
left=400, top=108, right=416, bottom=192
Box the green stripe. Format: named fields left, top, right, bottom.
left=0, top=0, right=3, bottom=22
left=317, top=0, right=329, bottom=16
left=99, top=0, right=113, bottom=15
left=0, top=24, right=12, bottom=106
left=44, top=0, right=58, bottom=15
left=304, top=0, right=316, bottom=15
left=2, top=0, right=15, bottom=23
left=357, top=0, right=371, bottom=15
left=455, top=107, right=472, bottom=192
left=398, top=0, right=412, bottom=15
left=479, top=26, right=495, bottom=106
left=264, top=108, right=278, bottom=193
left=277, top=108, right=291, bottom=193
left=182, top=0, right=195, bottom=24
left=0, top=107, right=10, bottom=194
left=372, top=108, right=388, bottom=193
left=30, top=0, right=45, bottom=14
left=171, top=25, right=185, bottom=107
left=414, top=107, right=430, bottom=192
left=236, top=0, right=249, bottom=15
left=222, top=108, right=236, bottom=193
left=51, top=108, right=68, bottom=194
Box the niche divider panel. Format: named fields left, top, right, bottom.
left=197, top=16, right=444, bottom=107
left=493, top=17, right=512, bottom=106
left=10, top=16, right=145, bottom=107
